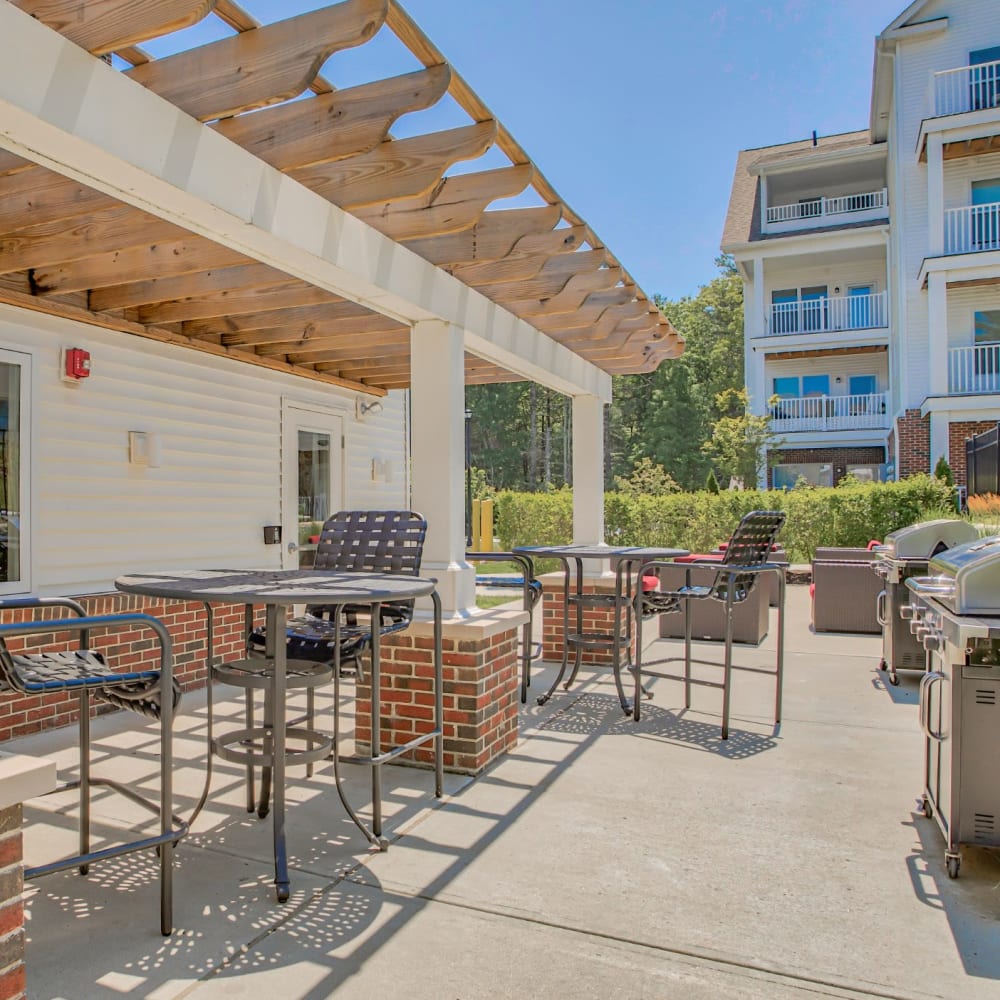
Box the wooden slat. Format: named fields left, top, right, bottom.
left=354, top=165, right=533, bottom=241
left=213, top=66, right=450, bottom=171
left=182, top=300, right=376, bottom=337
left=89, top=262, right=290, bottom=311
left=401, top=205, right=559, bottom=265
left=135, top=282, right=341, bottom=324
left=291, top=337, right=412, bottom=367
left=477, top=253, right=612, bottom=301
left=126, top=0, right=389, bottom=121
left=0, top=151, right=34, bottom=177
left=0, top=282, right=385, bottom=395
left=501, top=269, right=623, bottom=317
left=535, top=296, right=645, bottom=333
left=11, top=1, right=217, bottom=56
left=277, top=332, right=412, bottom=363
left=0, top=168, right=112, bottom=233
left=0, top=207, right=185, bottom=274
left=447, top=238, right=592, bottom=286
left=219, top=313, right=406, bottom=348
left=31, top=238, right=248, bottom=295
left=291, top=121, right=497, bottom=209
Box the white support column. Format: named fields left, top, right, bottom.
left=927, top=271, right=949, bottom=397
left=572, top=394, right=605, bottom=545
left=929, top=411, right=949, bottom=473
left=410, top=320, right=475, bottom=616
left=927, top=135, right=944, bottom=257
left=746, top=257, right=767, bottom=412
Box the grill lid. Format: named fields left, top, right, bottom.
left=918, top=534, right=1000, bottom=614
left=877, top=518, right=978, bottom=562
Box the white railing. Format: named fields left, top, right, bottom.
left=943, top=203, right=1000, bottom=255
left=767, top=291, right=887, bottom=336
left=933, top=59, right=1000, bottom=117
left=948, top=344, right=1000, bottom=395
left=768, top=393, right=888, bottom=433
left=766, top=189, right=887, bottom=225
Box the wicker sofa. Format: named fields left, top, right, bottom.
left=810, top=547, right=882, bottom=634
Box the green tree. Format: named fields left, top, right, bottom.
left=703, top=388, right=781, bottom=488
left=613, top=457, right=680, bottom=495
left=706, top=469, right=721, bottom=494
left=934, top=455, right=954, bottom=486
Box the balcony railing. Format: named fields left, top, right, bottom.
left=769, top=393, right=888, bottom=433
left=948, top=344, right=1000, bottom=394
left=767, top=291, right=888, bottom=336
left=933, top=59, right=1000, bottom=117
left=944, top=203, right=1000, bottom=255
left=765, top=189, right=887, bottom=226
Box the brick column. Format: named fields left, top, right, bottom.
left=355, top=609, right=527, bottom=775
left=540, top=572, right=630, bottom=666
left=896, top=409, right=931, bottom=478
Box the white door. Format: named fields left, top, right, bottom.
left=0, top=350, right=29, bottom=595
left=281, top=402, right=344, bottom=570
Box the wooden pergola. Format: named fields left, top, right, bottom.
left=0, top=0, right=682, bottom=398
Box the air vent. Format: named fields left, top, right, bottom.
left=974, top=812, right=995, bottom=841
left=975, top=689, right=997, bottom=706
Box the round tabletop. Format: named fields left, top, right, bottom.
left=512, top=544, right=688, bottom=561
left=115, top=568, right=437, bottom=605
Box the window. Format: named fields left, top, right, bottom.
left=0, top=352, right=28, bottom=593
left=972, top=179, right=1000, bottom=250
left=771, top=290, right=799, bottom=334
left=849, top=374, right=877, bottom=396
left=772, top=463, right=833, bottom=489
left=802, top=374, right=830, bottom=397
left=975, top=310, right=1000, bottom=377
left=772, top=376, right=799, bottom=398
left=970, top=46, right=1000, bottom=111
left=801, top=286, right=828, bottom=333
left=848, top=285, right=874, bottom=329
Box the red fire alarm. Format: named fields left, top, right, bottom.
left=64, top=348, right=91, bottom=380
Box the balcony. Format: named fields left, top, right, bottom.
left=766, top=291, right=888, bottom=337
left=943, top=203, right=1000, bottom=255
left=948, top=344, right=1000, bottom=394
left=763, top=189, right=888, bottom=234
left=769, top=393, right=889, bottom=433
left=933, top=59, right=1000, bottom=117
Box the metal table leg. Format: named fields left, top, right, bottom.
left=269, top=603, right=290, bottom=903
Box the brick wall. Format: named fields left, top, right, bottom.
left=0, top=806, right=23, bottom=1000
left=541, top=575, right=632, bottom=665
left=896, top=409, right=931, bottom=478
left=0, top=594, right=253, bottom=743
left=355, top=619, right=520, bottom=775
left=948, top=420, right=995, bottom=487
left=766, top=447, right=886, bottom=487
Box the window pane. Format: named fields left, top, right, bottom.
left=772, top=377, right=799, bottom=398
left=972, top=179, right=1000, bottom=205
left=975, top=310, right=1000, bottom=344
left=0, top=364, right=21, bottom=584
left=297, top=430, right=331, bottom=534
left=802, top=374, right=830, bottom=396
left=849, top=374, right=877, bottom=395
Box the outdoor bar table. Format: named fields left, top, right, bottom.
left=511, top=545, right=687, bottom=714
left=115, top=568, right=443, bottom=903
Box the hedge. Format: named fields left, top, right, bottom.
left=494, top=475, right=957, bottom=564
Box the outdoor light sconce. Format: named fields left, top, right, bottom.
left=128, top=431, right=162, bottom=468
left=356, top=398, right=384, bottom=419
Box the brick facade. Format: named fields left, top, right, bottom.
left=0, top=594, right=253, bottom=743
left=355, top=615, right=522, bottom=775
left=541, top=574, right=633, bottom=666
left=0, top=806, right=23, bottom=1000
left=896, top=409, right=931, bottom=478
left=766, top=446, right=886, bottom=486
left=948, top=420, right=995, bottom=488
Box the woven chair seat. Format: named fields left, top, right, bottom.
left=248, top=609, right=412, bottom=665
left=4, top=649, right=181, bottom=720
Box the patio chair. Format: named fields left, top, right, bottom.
left=0, top=597, right=184, bottom=935
left=632, top=511, right=787, bottom=740
left=467, top=549, right=542, bottom=702
left=214, top=510, right=427, bottom=816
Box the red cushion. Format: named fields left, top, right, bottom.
left=675, top=553, right=725, bottom=563
left=809, top=583, right=816, bottom=598
left=308, top=535, right=320, bottom=544
left=641, top=575, right=659, bottom=593
left=866, top=539, right=881, bottom=550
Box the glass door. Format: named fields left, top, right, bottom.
left=847, top=285, right=874, bottom=330
left=970, top=46, right=1000, bottom=111
left=281, top=403, right=344, bottom=570
left=0, top=350, right=29, bottom=595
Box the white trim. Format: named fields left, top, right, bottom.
left=0, top=348, right=31, bottom=597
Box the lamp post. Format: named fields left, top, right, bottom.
left=465, top=408, right=473, bottom=546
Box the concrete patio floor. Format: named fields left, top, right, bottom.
left=9, top=584, right=1000, bottom=999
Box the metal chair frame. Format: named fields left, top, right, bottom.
left=466, top=550, right=541, bottom=703
left=213, top=510, right=427, bottom=817
left=633, top=511, right=787, bottom=740
left=0, top=596, right=184, bottom=935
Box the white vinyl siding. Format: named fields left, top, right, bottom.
left=765, top=353, right=889, bottom=393
left=0, top=304, right=407, bottom=597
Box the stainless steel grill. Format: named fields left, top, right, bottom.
left=873, top=519, right=977, bottom=684
left=905, top=533, right=1000, bottom=879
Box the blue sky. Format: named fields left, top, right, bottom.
left=152, top=0, right=910, bottom=301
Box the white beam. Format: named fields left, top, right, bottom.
left=927, top=271, right=949, bottom=397
left=572, top=395, right=605, bottom=545
left=0, top=3, right=611, bottom=402
left=927, top=134, right=944, bottom=258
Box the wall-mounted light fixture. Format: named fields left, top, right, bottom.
left=356, top=398, right=384, bottom=419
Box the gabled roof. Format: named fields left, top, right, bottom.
left=721, top=131, right=873, bottom=249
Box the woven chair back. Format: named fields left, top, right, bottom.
left=313, top=510, right=427, bottom=576
left=714, top=510, right=786, bottom=603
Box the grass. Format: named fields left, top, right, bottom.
left=470, top=559, right=521, bottom=574
left=476, top=593, right=518, bottom=610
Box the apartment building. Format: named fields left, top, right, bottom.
left=722, top=0, right=1000, bottom=488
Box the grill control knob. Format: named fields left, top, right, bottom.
left=916, top=626, right=932, bottom=642
left=923, top=633, right=942, bottom=653
left=900, top=604, right=915, bottom=620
